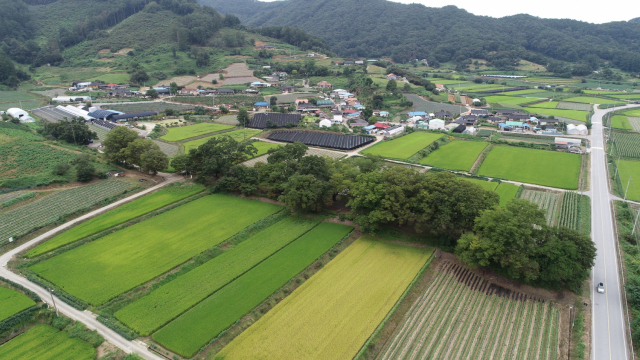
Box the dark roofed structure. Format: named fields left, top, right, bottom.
left=88, top=110, right=120, bottom=120
left=216, top=88, right=235, bottom=94
left=496, top=109, right=519, bottom=115
left=452, top=124, right=466, bottom=133
left=248, top=113, right=302, bottom=129
left=111, top=112, right=157, bottom=122
left=267, top=131, right=374, bottom=150
left=434, top=111, right=454, bottom=118
left=470, top=109, right=488, bottom=115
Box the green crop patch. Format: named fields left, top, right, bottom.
left=115, top=216, right=321, bottom=335
left=616, top=160, right=640, bottom=202
left=483, top=96, right=541, bottom=105
left=495, top=183, right=520, bottom=207
left=609, top=94, right=640, bottom=100
left=251, top=141, right=281, bottom=159
left=30, top=195, right=282, bottom=306
left=523, top=107, right=587, bottom=122
left=501, top=89, right=545, bottom=95
left=419, top=141, right=487, bottom=171
left=527, top=101, right=559, bottom=109
left=27, top=184, right=206, bottom=258
left=182, top=129, right=262, bottom=153
left=362, top=132, right=443, bottom=160
left=0, top=324, right=96, bottom=360
left=0, top=286, right=36, bottom=322
left=613, top=132, right=640, bottom=159
left=612, top=115, right=632, bottom=130
left=478, top=146, right=581, bottom=189
left=160, top=123, right=234, bottom=142
left=463, top=178, right=499, bottom=192
left=564, top=96, right=619, bottom=105
left=152, top=222, right=354, bottom=358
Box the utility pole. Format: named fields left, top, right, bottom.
left=49, top=289, right=58, bottom=317
left=632, top=209, right=640, bottom=235
left=625, top=176, right=633, bottom=200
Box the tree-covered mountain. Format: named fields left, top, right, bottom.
left=200, top=0, right=640, bottom=73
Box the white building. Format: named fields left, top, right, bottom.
left=332, top=111, right=343, bottom=124
left=428, top=119, right=446, bottom=130
left=52, top=96, right=91, bottom=102
left=566, top=124, right=588, bottom=135
left=382, top=125, right=405, bottom=137
left=319, top=119, right=332, bottom=128
left=463, top=127, right=477, bottom=135
left=7, top=108, right=29, bottom=119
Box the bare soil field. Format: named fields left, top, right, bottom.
left=223, top=63, right=254, bottom=77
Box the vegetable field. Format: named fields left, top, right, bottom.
left=27, top=184, right=205, bottom=258
left=0, top=141, right=79, bottom=188
left=519, top=190, right=560, bottom=226
left=30, top=195, right=282, bottom=306
left=419, top=141, right=488, bottom=171
left=556, top=102, right=592, bottom=111
left=0, top=180, right=134, bottom=247
left=478, top=146, right=581, bottom=189
left=558, top=192, right=582, bottom=230
left=182, top=129, right=262, bottom=153
left=613, top=132, right=640, bottom=159
left=523, top=108, right=587, bottom=122
left=378, top=261, right=559, bottom=360
left=362, top=132, right=443, bottom=160
left=0, top=324, right=96, bottom=360
left=628, top=117, right=640, bottom=132
left=218, top=237, right=433, bottom=360
left=153, top=223, right=354, bottom=358
left=160, top=123, right=234, bottom=142
left=0, top=286, right=36, bottom=322
left=116, top=216, right=321, bottom=335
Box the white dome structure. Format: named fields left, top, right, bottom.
left=7, top=108, right=28, bottom=119
left=319, top=119, right=332, bottom=128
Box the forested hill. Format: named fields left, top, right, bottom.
left=200, top=0, right=640, bottom=72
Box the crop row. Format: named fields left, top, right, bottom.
left=27, top=184, right=205, bottom=258
left=558, top=192, right=581, bottom=230
left=0, top=180, right=134, bottom=246
left=520, top=190, right=560, bottom=226
left=628, top=117, right=640, bottom=132
left=378, top=261, right=558, bottom=360
left=0, top=324, right=96, bottom=360
left=613, top=132, right=640, bottom=159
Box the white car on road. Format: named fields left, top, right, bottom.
left=597, top=282, right=605, bottom=294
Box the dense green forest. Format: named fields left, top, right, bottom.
left=201, top=0, right=640, bottom=73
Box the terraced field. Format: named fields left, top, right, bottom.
left=519, top=190, right=560, bottom=226
left=378, top=261, right=559, bottom=360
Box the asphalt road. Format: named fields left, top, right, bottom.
left=0, top=175, right=182, bottom=360
left=591, top=104, right=640, bottom=360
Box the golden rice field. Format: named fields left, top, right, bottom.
left=217, top=237, right=433, bottom=360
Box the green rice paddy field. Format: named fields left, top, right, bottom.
left=495, top=182, right=521, bottom=207
left=30, top=195, right=282, bottom=306
left=528, top=101, right=559, bottom=109
left=362, top=132, right=443, bottom=159
left=153, top=222, right=354, bottom=358
left=523, top=107, right=588, bottom=122
left=478, top=146, right=581, bottom=189
left=251, top=141, right=282, bottom=158
left=27, top=184, right=206, bottom=258
left=116, top=216, right=322, bottom=336
left=564, top=96, right=619, bottom=104
left=0, top=286, right=35, bottom=322
left=161, top=123, right=235, bottom=142
left=182, top=129, right=262, bottom=153
left=419, top=141, right=487, bottom=171
left=617, top=160, right=640, bottom=202
left=483, top=96, right=544, bottom=105
left=612, top=115, right=632, bottom=130
left=502, top=89, right=546, bottom=95
left=0, top=324, right=95, bottom=360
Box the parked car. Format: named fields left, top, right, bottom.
left=597, top=282, right=605, bottom=293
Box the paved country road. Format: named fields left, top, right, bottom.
left=0, top=175, right=183, bottom=360
left=591, top=104, right=640, bottom=360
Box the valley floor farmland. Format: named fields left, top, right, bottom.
left=182, top=129, right=262, bottom=153
left=160, top=123, right=234, bottom=142
left=29, top=195, right=282, bottom=305
left=419, top=140, right=488, bottom=171
left=0, top=324, right=96, bottom=360
left=478, top=146, right=581, bottom=189
left=218, top=237, right=433, bottom=360
left=362, top=132, right=443, bottom=160
left=378, top=261, right=559, bottom=360
left=0, top=286, right=36, bottom=322
left=152, top=222, right=353, bottom=358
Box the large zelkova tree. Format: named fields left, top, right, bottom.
left=44, top=118, right=97, bottom=145
left=258, top=142, right=309, bottom=187
left=140, top=148, right=169, bottom=175
left=123, top=139, right=157, bottom=166
left=189, top=135, right=257, bottom=183
left=103, top=126, right=140, bottom=163
left=237, top=108, right=250, bottom=126
left=279, top=174, right=334, bottom=212
left=455, top=199, right=596, bottom=289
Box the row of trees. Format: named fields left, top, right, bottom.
left=172, top=134, right=596, bottom=290
left=103, top=127, right=169, bottom=175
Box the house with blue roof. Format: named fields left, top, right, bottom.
left=254, top=102, right=270, bottom=108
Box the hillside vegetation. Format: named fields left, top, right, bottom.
left=201, top=0, right=640, bottom=73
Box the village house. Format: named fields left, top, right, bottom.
left=386, top=73, right=399, bottom=81
left=179, top=88, right=199, bottom=95
left=317, top=81, right=333, bottom=89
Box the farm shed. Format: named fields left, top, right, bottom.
left=319, top=119, right=332, bottom=128
left=6, top=108, right=28, bottom=119
left=383, top=126, right=405, bottom=137
left=428, top=119, right=446, bottom=130
left=267, top=131, right=374, bottom=150
left=555, top=137, right=582, bottom=148
left=452, top=124, right=466, bottom=133
left=566, top=124, right=588, bottom=135
left=248, top=113, right=301, bottom=129
left=111, top=112, right=157, bottom=122
left=19, top=116, right=36, bottom=123
left=88, top=110, right=122, bottom=120
left=379, top=111, right=389, bottom=118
